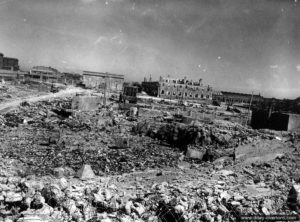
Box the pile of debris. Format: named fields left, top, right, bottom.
left=0, top=155, right=299, bottom=222
left=0, top=98, right=181, bottom=176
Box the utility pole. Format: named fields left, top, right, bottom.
left=104, top=76, right=107, bottom=106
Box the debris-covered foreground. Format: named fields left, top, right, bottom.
left=0, top=97, right=299, bottom=222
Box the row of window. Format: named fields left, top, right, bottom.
left=161, top=83, right=210, bottom=91
left=163, top=79, right=195, bottom=84
left=160, top=90, right=210, bottom=99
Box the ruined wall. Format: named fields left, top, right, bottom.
left=83, top=75, right=123, bottom=92
left=106, top=77, right=123, bottom=92
left=287, top=114, right=300, bottom=132
left=214, top=92, right=263, bottom=105
left=268, top=113, right=289, bottom=131
left=72, top=95, right=104, bottom=111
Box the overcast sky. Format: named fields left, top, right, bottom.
left=0, top=0, right=299, bottom=98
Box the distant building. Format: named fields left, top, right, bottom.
left=61, top=72, right=82, bottom=85
left=213, top=91, right=263, bottom=105
left=122, top=85, right=138, bottom=103
left=0, top=69, right=26, bottom=82
left=82, top=71, right=124, bottom=93
left=0, top=52, right=19, bottom=71
left=29, top=66, right=61, bottom=82
left=141, top=77, right=160, bottom=97
left=157, top=76, right=213, bottom=101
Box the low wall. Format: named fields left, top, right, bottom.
left=72, top=95, right=104, bottom=111
left=287, top=114, right=300, bottom=132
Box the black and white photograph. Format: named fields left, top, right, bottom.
left=0, top=0, right=300, bottom=221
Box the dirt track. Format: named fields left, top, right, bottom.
left=0, top=86, right=86, bottom=113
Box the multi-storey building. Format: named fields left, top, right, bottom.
left=0, top=52, right=19, bottom=71
left=29, top=66, right=61, bottom=82
left=158, top=76, right=213, bottom=101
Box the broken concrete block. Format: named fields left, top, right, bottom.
left=114, top=136, right=130, bottom=149
left=217, top=204, right=229, bottom=215
left=53, top=167, right=65, bottom=178
left=217, top=170, right=235, bottom=176
left=261, top=207, right=270, bottom=215
left=125, top=201, right=133, bottom=215
left=220, top=191, right=231, bottom=202
left=185, top=148, right=204, bottom=160
left=5, top=192, right=22, bottom=203
left=76, top=164, right=95, bottom=180
left=17, top=215, right=47, bottom=222
left=243, top=168, right=255, bottom=176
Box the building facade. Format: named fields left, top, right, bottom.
left=158, top=76, right=213, bottom=101
left=122, top=85, right=138, bottom=103
left=0, top=69, right=26, bottom=82
left=0, top=53, right=19, bottom=71
left=213, top=91, right=263, bottom=105
left=82, top=71, right=124, bottom=93
left=29, top=66, right=61, bottom=82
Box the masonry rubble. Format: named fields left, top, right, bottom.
left=0, top=95, right=299, bottom=221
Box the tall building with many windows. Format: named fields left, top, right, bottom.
left=158, top=76, right=213, bottom=101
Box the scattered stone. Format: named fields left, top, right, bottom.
left=5, top=192, right=22, bottom=203
left=243, top=168, right=255, bottom=176
left=76, top=164, right=95, bottom=180
left=217, top=204, right=229, bottom=215
left=186, top=148, right=204, bottom=160
left=217, top=170, right=235, bottom=176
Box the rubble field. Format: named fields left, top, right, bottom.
left=0, top=95, right=299, bottom=222
left=0, top=82, right=52, bottom=103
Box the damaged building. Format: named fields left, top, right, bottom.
left=82, top=71, right=124, bottom=93
left=158, top=76, right=213, bottom=101
left=61, top=72, right=82, bottom=85
left=142, top=76, right=213, bottom=101
left=29, top=66, right=61, bottom=83
left=0, top=52, right=26, bottom=81
left=213, top=91, right=264, bottom=105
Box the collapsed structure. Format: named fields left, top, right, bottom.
left=29, top=66, right=61, bottom=82
left=0, top=80, right=299, bottom=222
left=82, top=71, right=124, bottom=93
